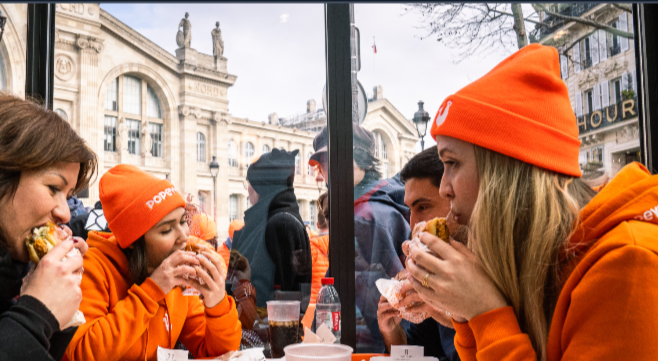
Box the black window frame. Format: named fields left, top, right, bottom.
left=25, top=3, right=658, bottom=350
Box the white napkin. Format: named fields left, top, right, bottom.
left=214, top=348, right=266, bottom=361
left=302, top=323, right=336, bottom=344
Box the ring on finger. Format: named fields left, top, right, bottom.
left=445, top=311, right=452, bottom=317
left=422, top=273, right=431, bottom=288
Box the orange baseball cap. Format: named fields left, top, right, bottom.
left=190, top=213, right=217, bottom=241
left=228, top=219, right=245, bottom=239
left=430, top=44, right=582, bottom=177
left=100, top=164, right=186, bottom=248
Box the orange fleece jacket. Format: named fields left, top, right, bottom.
left=309, top=233, right=330, bottom=304
left=451, top=162, right=658, bottom=361
left=65, top=232, right=241, bottom=361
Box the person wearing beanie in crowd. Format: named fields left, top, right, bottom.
left=309, top=122, right=411, bottom=352
left=404, top=44, right=658, bottom=361
left=232, top=148, right=312, bottom=308
left=190, top=213, right=219, bottom=251
left=65, top=164, right=241, bottom=361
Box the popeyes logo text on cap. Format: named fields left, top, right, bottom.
left=146, top=187, right=179, bottom=210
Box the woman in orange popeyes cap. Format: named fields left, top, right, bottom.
left=403, top=44, right=658, bottom=361
left=65, top=164, right=240, bottom=361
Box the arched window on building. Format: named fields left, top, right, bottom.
left=103, top=75, right=164, bottom=158
left=228, top=140, right=238, bottom=167
left=295, top=153, right=301, bottom=175
left=229, top=195, right=238, bottom=221
left=307, top=152, right=314, bottom=176
left=0, top=51, right=6, bottom=91
left=263, top=144, right=271, bottom=154
left=197, top=132, right=206, bottom=162
left=245, top=142, right=255, bottom=167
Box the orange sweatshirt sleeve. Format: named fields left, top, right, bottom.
left=178, top=295, right=241, bottom=358
left=66, top=255, right=166, bottom=361
left=463, top=244, right=658, bottom=361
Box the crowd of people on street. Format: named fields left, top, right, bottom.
left=1, top=43, right=657, bottom=361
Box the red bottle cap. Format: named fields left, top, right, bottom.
left=321, top=277, right=334, bottom=285
left=274, top=285, right=281, bottom=290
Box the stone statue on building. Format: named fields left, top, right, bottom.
left=211, top=21, right=224, bottom=58
left=141, top=124, right=153, bottom=157
left=117, top=117, right=128, bottom=153
left=177, top=12, right=192, bottom=48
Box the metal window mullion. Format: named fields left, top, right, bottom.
left=25, top=4, right=56, bottom=108
left=634, top=4, right=658, bottom=173
left=325, top=3, right=355, bottom=348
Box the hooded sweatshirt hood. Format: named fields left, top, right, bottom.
left=569, top=162, right=658, bottom=251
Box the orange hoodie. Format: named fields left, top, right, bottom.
left=65, top=232, right=241, bottom=361
left=451, top=162, right=658, bottom=361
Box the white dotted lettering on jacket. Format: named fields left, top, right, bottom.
left=146, top=187, right=178, bottom=210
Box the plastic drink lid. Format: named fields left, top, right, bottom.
left=321, top=277, right=334, bottom=285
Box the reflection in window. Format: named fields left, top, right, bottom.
left=126, top=119, right=140, bottom=155
left=123, top=76, right=142, bottom=115
left=263, top=144, right=270, bottom=154
left=197, top=132, right=206, bottom=162
left=104, top=116, right=117, bottom=152
left=147, top=85, right=162, bottom=118
left=150, top=123, right=163, bottom=158
left=228, top=140, right=237, bottom=167
left=105, top=78, right=118, bottom=111
left=55, top=109, right=68, bottom=121
left=229, top=195, right=238, bottom=221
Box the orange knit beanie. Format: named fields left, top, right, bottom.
left=99, top=164, right=186, bottom=248
left=190, top=213, right=217, bottom=241
left=430, top=44, right=582, bottom=177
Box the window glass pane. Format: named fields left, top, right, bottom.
left=51, top=3, right=326, bottom=356
left=126, top=119, right=140, bottom=155
left=55, top=108, right=68, bottom=121
left=147, top=85, right=161, bottom=118
left=123, top=75, right=142, bottom=115
left=228, top=139, right=237, bottom=167
left=150, top=123, right=163, bottom=158
left=105, top=78, right=118, bottom=111
left=197, top=132, right=206, bottom=162
left=104, top=116, right=117, bottom=152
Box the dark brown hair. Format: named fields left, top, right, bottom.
left=0, top=93, right=98, bottom=202
left=317, top=191, right=328, bottom=229
left=121, top=236, right=149, bottom=285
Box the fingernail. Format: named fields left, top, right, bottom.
left=73, top=239, right=79, bottom=243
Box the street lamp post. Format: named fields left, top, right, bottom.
left=209, top=155, right=219, bottom=218
left=413, top=100, right=431, bottom=151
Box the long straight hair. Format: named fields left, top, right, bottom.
left=470, top=145, right=596, bottom=361
left=121, top=236, right=149, bottom=285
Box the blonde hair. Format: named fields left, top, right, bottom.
left=470, top=145, right=595, bottom=361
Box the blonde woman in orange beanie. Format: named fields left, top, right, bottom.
left=403, top=44, right=658, bottom=361
left=65, top=164, right=240, bottom=361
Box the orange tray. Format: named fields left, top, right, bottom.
left=352, top=354, right=387, bottom=361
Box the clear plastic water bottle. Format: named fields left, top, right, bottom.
left=315, top=277, right=341, bottom=342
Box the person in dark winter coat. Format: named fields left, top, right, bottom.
left=0, top=93, right=97, bottom=361
left=309, top=123, right=411, bottom=353
left=232, top=148, right=312, bottom=308
left=66, top=201, right=109, bottom=240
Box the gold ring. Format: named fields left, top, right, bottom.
left=422, top=273, right=431, bottom=288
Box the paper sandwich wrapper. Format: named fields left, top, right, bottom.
left=302, top=323, right=337, bottom=344
left=375, top=278, right=429, bottom=324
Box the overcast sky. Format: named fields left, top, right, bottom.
left=101, top=3, right=513, bottom=150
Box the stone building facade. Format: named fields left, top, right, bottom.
left=539, top=3, right=638, bottom=181
left=0, top=3, right=418, bottom=238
